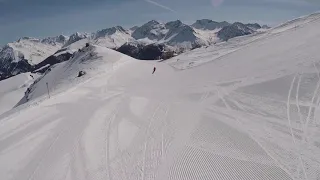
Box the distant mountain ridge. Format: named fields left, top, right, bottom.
left=191, top=19, right=230, bottom=30
left=0, top=19, right=267, bottom=81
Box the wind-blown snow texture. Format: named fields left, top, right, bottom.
left=1, top=13, right=320, bottom=180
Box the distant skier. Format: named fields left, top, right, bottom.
left=152, top=66, right=156, bottom=74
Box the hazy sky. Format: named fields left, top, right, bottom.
left=0, top=0, right=319, bottom=45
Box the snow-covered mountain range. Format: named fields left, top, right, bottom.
left=0, top=36, right=67, bottom=80
left=0, top=19, right=267, bottom=81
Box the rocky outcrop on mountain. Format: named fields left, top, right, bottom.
left=165, top=20, right=206, bottom=48
left=63, top=32, right=89, bottom=47
left=245, top=23, right=262, bottom=30
left=192, top=19, right=230, bottom=30
left=116, top=42, right=143, bottom=59
left=132, top=20, right=167, bottom=41
left=33, top=52, right=73, bottom=73
left=262, top=25, right=271, bottom=29
left=0, top=45, right=33, bottom=80
left=95, top=26, right=129, bottom=38
left=130, top=26, right=139, bottom=32
left=0, top=38, right=61, bottom=80
left=0, top=60, right=32, bottom=81
left=131, top=20, right=207, bottom=49
left=41, top=35, right=69, bottom=46
left=117, top=42, right=175, bottom=60
left=217, top=22, right=255, bottom=41
left=93, top=26, right=133, bottom=49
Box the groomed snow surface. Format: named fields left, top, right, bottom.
left=1, top=13, right=320, bottom=180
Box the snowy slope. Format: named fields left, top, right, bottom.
left=193, top=28, right=221, bottom=44
left=167, top=13, right=320, bottom=70
left=270, top=12, right=320, bottom=34
left=17, top=45, right=132, bottom=105
left=0, top=72, right=39, bottom=115
left=167, top=30, right=266, bottom=69
left=1, top=13, right=320, bottom=180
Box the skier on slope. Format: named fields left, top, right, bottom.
left=152, top=66, right=156, bottom=74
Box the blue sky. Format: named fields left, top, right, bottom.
left=0, top=0, right=319, bottom=45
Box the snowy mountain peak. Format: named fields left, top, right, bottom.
left=193, top=19, right=215, bottom=26
left=41, top=35, right=69, bottom=45
left=72, top=32, right=90, bottom=39
left=145, top=20, right=161, bottom=26
left=217, top=22, right=254, bottom=41
left=0, top=45, right=19, bottom=62
left=63, top=32, right=89, bottom=47
left=91, top=26, right=133, bottom=49
left=95, top=26, right=129, bottom=38
left=17, top=37, right=41, bottom=43
left=192, top=19, right=230, bottom=30
left=56, top=35, right=69, bottom=42
left=114, top=26, right=127, bottom=32
left=196, top=19, right=213, bottom=23
left=245, top=23, right=262, bottom=30
left=232, top=22, right=254, bottom=32
left=132, top=20, right=165, bottom=40
left=16, top=35, right=69, bottom=46
left=262, top=25, right=271, bottom=29
left=0, top=34, right=64, bottom=80
left=164, top=25, right=199, bottom=45
left=165, top=20, right=183, bottom=29
left=138, top=20, right=163, bottom=30
left=130, top=26, right=139, bottom=32
left=0, top=45, right=32, bottom=80
left=74, top=32, right=83, bottom=36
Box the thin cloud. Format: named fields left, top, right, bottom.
left=144, top=0, right=176, bottom=13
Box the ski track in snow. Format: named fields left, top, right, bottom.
left=302, top=61, right=320, bottom=167
left=295, top=75, right=303, bottom=126
left=217, top=87, right=294, bottom=178
left=287, top=76, right=308, bottom=180
left=106, top=111, right=117, bottom=180
left=141, top=102, right=162, bottom=180
left=26, top=127, right=64, bottom=180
